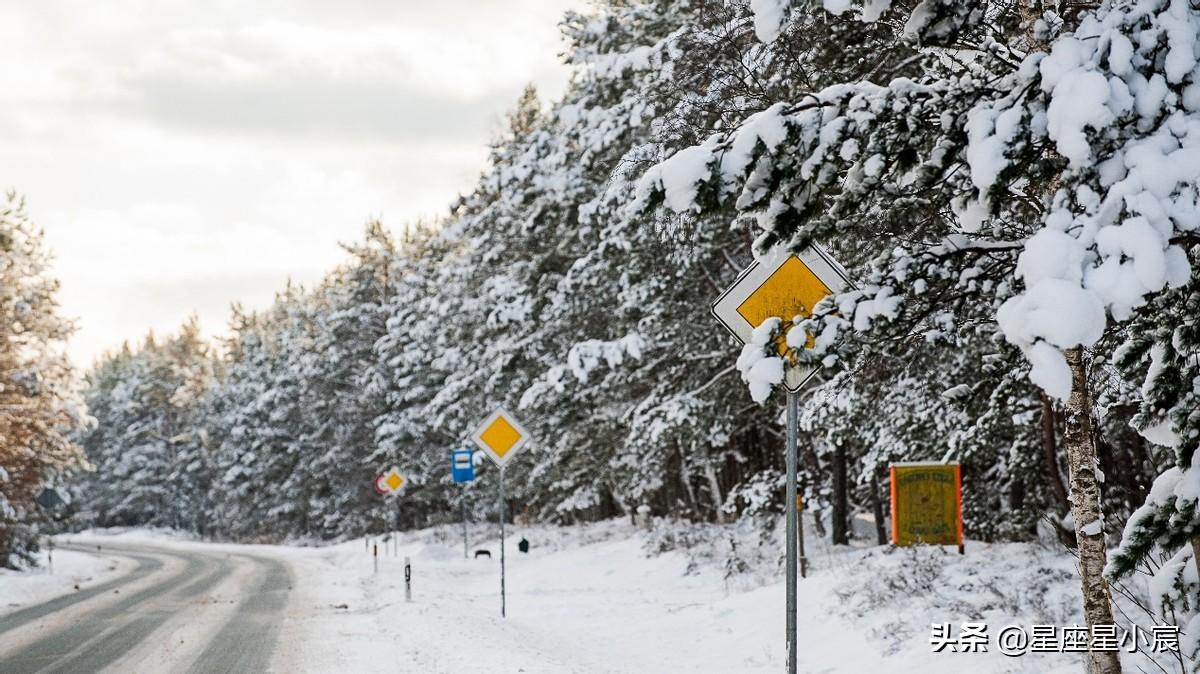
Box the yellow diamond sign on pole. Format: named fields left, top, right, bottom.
left=472, top=407, right=529, bottom=619
left=471, top=408, right=529, bottom=468
left=711, top=244, right=850, bottom=392
left=376, top=466, right=407, bottom=498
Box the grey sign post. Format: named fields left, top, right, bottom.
left=394, top=498, right=402, bottom=556
left=499, top=466, right=507, bottom=618
left=785, top=390, right=799, bottom=669
left=452, top=449, right=476, bottom=559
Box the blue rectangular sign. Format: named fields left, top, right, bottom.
left=451, top=449, right=475, bottom=483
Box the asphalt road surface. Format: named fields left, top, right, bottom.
left=0, top=542, right=292, bottom=673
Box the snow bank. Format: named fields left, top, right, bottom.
left=270, top=518, right=1177, bottom=673
left=0, top=546, right=125, bottom=616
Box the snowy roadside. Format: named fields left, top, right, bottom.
left=32, top=522, right=1186, bottom=673
left=271, top=518, right=1183, bottom=674
left=0, top=544, right=128, bottom=616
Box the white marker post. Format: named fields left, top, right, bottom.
left=404, top=556, right=412, bottom=602
left=710, top=244, right=850, bottom=674
left=471, top=408, right=530, bottom=619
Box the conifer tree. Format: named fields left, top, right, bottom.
left=0, top=194, right=87, bottom=567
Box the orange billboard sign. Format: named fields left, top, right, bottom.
left=889, top=462, right=963, bottom=550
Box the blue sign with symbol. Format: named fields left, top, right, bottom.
left=451, top=448, right=475, bottom=483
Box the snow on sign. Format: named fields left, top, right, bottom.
left=711, top=244, right=850, bottom=391
left=375, top=467, right=407, bottom=498
left=471, top=408, right=529, bottom=468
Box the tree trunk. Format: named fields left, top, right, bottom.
left=870, top=468, right=887, bottom=545
left=703, top=462, right=726, bottom=524
left=677, top=446, right=699, bottom=517
left=1062, top=347, right=1121, bottom=674
left=605, top=480, right=634, bottom=525
left=1192, top=536, right=1200, bottom=585
left=1040, top=391, right=1070, bottom=513
left=831, top=444, right=849, bottom=545
left=801, top=441, right=827, bottom=537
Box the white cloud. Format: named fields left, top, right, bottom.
left=0, top=0, right=586, bottom=365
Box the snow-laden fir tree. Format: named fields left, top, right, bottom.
left=0, top=194, right=87, bottom=567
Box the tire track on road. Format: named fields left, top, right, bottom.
left=43, top=552, right=236, bottom=674
left=0, top=546, right=162, bottom=635
left=187, top=554, right=292, bottom=674
left=0, top=544, right=208, bottom=674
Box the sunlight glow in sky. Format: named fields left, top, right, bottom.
left=0, top=0, right=585, bottom=366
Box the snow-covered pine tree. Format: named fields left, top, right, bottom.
left=1107, top=264, right=1200, bottom=659
left=80, top=321, right=215, bottom=529
left=157, top=319, right=216, bottom=531
left=0, top=194, right=88, bottom=567
left=370, top=221, right=470, bottom=529
left=301, top=221, right=396, bottom=537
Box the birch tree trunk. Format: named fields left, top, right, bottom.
left=1191, top=536, right=1200, bottom=588
left=677, top=446, right=699, bottom=516
left=1040, top=391, right=1070, bottom=514
left=703, top=462, right=726, bottom=524
left=1063, top=347, right=1121, bottom=674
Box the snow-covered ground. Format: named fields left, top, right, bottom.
left=5, top=521, right=1186, bottom=673
left=271, top=518, right=1184, bottom=674
left=0, top=542, right=127, bottom=614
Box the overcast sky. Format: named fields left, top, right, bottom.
left=0, top=0, right=586, bottom=366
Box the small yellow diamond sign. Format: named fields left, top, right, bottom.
left=472, top=408, right=529, bottom=468
left=376, top=466, right=407, bottom=498
left=712, top=244, right=850, bottom=392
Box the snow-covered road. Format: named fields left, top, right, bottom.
left=0, top=539, right=290, bottom=673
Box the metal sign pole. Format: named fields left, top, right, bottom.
left=797, top=494, right=808, bottom=579
left=400, top=498, right=410, bottom=556
left=462, top=493, right=469, bottom=559
left=500, top=466, right=507, bottom=618
left=786, top=390, right=799, bottom=674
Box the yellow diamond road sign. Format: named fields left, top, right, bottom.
left=712, top=244, right=850, bottom=392
left=378, top=466, right=406, bottom=498
left=471, top=408, right=529, bottom=468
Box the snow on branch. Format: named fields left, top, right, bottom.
left=747, top=1, right=983, bottom=46
left=634, top=0, right=1200, bottom=402
left=567, top=334, right=646, bottom=383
